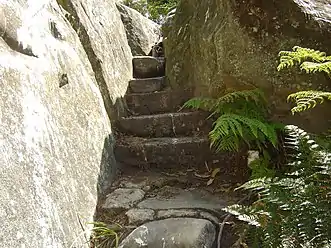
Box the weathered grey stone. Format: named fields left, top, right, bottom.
left=126, top=208, right=155, bottom=224
left=119, top=179, right=149, bottom=189
left=118, top=218, right=216, bottom=248
left=157, top=209, right=198, bottom=219
left=69, top=0, right=132, bottom=118
left=103, top=188, right=146, bottom=209
left=164, top=0, right=331, bottom=133
left=117, top=3, right=161, bottom=56
left=0, top=0, right=133, bottom=247
left=116, top=111, right=210, bottom=137
left=138, top=186, right=228, bottom=211
left=129, top=77, right=164, bottom=93
left=199, top=212, right=220, bottom=225
left=0, top=0, right=130, bottom=248
left=114, top=136, right=246, bottom=174
left=125, top=90, right=189, bottom=115
left=133, top=56, right=165, bottom=78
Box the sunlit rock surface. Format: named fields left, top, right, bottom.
left=0, top=0, right=132, bottom=247
left=117, top=3, right=161, bottom=56
left=164, top=0, right=331, bottom=132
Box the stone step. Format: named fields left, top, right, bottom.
left=125, top=90, right=189, bottom=115
left=133, top=56, right=165, bottom=78
left=114, top=136, right=241, bottom=169
left=97, top=171, right=243, bottom=247
left=128, top=76, right=164, bottom=93
left=115, top=111, right=211, bottom=137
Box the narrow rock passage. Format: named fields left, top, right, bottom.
left=96, top=52, right=249, bottom=247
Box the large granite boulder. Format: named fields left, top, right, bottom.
left=62, top=0, right=133, bottom=119
left=164, top=0, right=331, bottom=132
left=0, top=0, right=132, bottom=247
left=117, top=3, right=161, bottom=56
left=118, top=218, right=216, bottom=248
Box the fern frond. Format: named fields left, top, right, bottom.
left=287, top=91, right=331, bottom=114
left=181, top=97, right=217, bottom=112
left=223, top=204, right=264, bottom=227
left=218, top=88, right=266, bottom=105
left=301, top=61, right=331, bottom=74
left=182, top=89, right=267, bottom=116
left=209, top=114, right=279, bottom=151
left=225, top=125, right=331, bottom=247
left=277, top=46, right=328, bottom=71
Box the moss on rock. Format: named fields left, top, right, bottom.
left=164, top=0, right=331, bottom=132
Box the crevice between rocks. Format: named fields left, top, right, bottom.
left=0, top=31, right=37, bottom=57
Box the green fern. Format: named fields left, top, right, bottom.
left=287, top=90, right=331, bottom=114
left=210, top=114, right=278, bottom=152
left=183, top=89, right=281, bottom=152
left=277, top=46, right=331, bottom=114
left=224, top=125, right=331, bottom=248
left=277, top=46, right=330, bottom=72
left=182, top=88, right=266, bottom=117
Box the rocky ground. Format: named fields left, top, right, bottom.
left=95, top=55, right=249, bottom=247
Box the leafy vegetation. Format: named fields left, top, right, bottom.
left=224, top=125, right=331, bottom=247
left=277, top=46, right=331, bottom=114
left=287, top=91, right=331, bottom=114
left=222, top=46, right=331, bottom=248
left=123, top=0, right=178, bottom=23
left=183, top=89, right=283, bottom=152
left=90, top=222, right=122, bottom=248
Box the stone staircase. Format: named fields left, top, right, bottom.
left=113, top=56, right=244, bottom=171
left=96, top=55, right=249, bottom=248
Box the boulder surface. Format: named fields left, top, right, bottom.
left=118, top=218, right=216, bottom=248
left=117, top=3, right=161, bottom=56
left=0, top=0, right=132, bottom=247
left=164, top=0, right=331, bottom=132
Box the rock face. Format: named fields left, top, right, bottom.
left=117, top=3, right=161, bottom=56
left=0, top=0, right=132, bottom=247
left=65, top=0, right=133, bottom=119
left=118, top=218, right=216, bottom=248
left=164, top=0, right=331, bottom=132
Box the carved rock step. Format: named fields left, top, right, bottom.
left=116, top=111, right=211, bottom=137
left=133, top=56, right=165, bottom=78
left=114, top=136, right=235, bottom=169
left=125, top=90, right=189, bottom=115
left=128, top=76, right=164, bottom=93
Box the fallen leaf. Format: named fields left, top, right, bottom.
left=194, top=172, right=210, bottom=179
left=207, top=178, right=215, bottom=186
left=211, top=168, right=221, bottom=178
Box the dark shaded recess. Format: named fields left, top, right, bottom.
left=0, top=29, right=37, bottom=57
left=96, top=134, right=118, bottom=199
left=232, top=0, right=331, bottom=53
left=50, top=21, right=64, bottom=40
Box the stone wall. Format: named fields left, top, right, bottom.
left=0, top=0, right=132, bottom=247
left=164, top=0, right=331, bottom=132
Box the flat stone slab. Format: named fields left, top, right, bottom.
left=102, top=188, right=145, bottom=209
left=133, top=56, right=165, bottom=78
left=116, top=111, right=210, bottom=137
left=118, top=218, right=216, bottom=248
left=115, top=136, right=219, bottom=168
left=137, top=186, right=228, bottom=212
left=125, top=90, right=189, bottom=115
left=126, top=208, right=155, bottom=224
left=129, top=77, right=164, bottom=93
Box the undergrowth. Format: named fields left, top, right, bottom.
left=223, top=46, right=331, bottom=248
left=182, top=89, right=283, bottom=152
left=277, top=46, right=331, bottom=114
left=224, top=125, right=331, bottom=247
